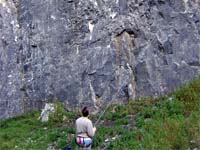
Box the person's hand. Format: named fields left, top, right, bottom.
left=93, top=127, right=96, bottom=132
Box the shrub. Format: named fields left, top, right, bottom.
left=48, top=101, right=67, bottom=125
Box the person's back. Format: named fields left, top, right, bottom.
left=75, top=107, right=96, bottom=150
left=76, top=117, right=95, bottom=138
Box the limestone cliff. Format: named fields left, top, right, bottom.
left=0, top=0, right=200, bottom=119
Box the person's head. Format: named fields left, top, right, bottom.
left=82, top=107, right=89, bottom=117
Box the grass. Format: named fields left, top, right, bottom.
left=0, top=77, right=200, bottom=150
left=0, top=102, right=76, bottom=150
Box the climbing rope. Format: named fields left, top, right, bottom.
left=94, top=70, right=122, bottom=126
left=94, top=98, right=115, bottom=126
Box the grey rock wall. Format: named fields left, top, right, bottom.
left=0, top=0, right=200, bottom=119
left=0, top=0, right=22, bottom=119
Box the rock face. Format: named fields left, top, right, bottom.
left=39, top=103, right=55, bottom=122
left=0, top=0, right=200, bottom=119
left=0, top=0, right=22, bottom=119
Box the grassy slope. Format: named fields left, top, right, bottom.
left=0, top=77, right=200, bottom=150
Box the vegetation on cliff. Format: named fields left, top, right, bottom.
left=0, top=77, right=200, bottom=150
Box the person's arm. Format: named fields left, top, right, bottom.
left=86, top=120, right=96, bottom=137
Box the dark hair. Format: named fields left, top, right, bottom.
left=82, top=107, right=89, bottom=117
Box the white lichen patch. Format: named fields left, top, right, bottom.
left=16, top=23, right=20, bottom=28
left=76, top=45, right=79, bottom=55
left=8, top=75, right=12, bottom=78
left=10, top=20, right=14, bottom=25
left=183, top=0, right=189, bottom=12
left=110, top=12, right=117, bottom=19
left=89, top=0, right=98, bottom=7
left=107, top=44, right=111, bottom=48
left=88, top=21, right=94, bottom=40
left=50, top=15, right=56, bottom=20
left=88, top=21, right=94, bottom=33
left=0, top=0, right=6, bottom=7
left=14, top=36, right=18, bottom=41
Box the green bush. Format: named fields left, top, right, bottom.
left=48, top=101, right=67, bottom=125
